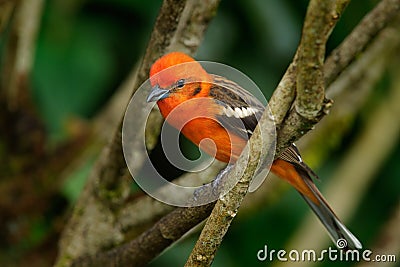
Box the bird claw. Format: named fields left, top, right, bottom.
left=191, top=164, right=235, bottom=205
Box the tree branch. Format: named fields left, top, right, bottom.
left=70, top=162, right=223, bottom=267
left=295, top=0, right=344, bottom=119
left=56, top=0, right=221, bottom=266
left=324, top=0, right=400, bottom=86
left=72, top=203, right=215, bottom=267
left=185, top=1, right=346, bottom=266
left=269, top=0, right=350, bottom=126
left=116, top=161, right=224, bottom=239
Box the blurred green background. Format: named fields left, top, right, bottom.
left=1, top=0, right=399, bottom=266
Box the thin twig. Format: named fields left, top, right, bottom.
left=324, top=0, right=400, bottom=86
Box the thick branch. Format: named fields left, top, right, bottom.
left=116, top=161, right=224, bottom=239
left=57, top=0, right=221, bottom=266
left=72, top=203, right=215, bottom=267
left=70, top=162, right=223, bottom=267
left=268, top=62, right=297, bottom=126
left=269, top=0, right=350, bottom=125
left=295, top=0, right=343, bottom=119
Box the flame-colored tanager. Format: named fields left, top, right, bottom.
left=147, top=52, right=362, bottom=249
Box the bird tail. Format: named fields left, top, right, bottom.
left=273, top=145, right=362, bottom=250
left=295, top=165, right=362, bottom=250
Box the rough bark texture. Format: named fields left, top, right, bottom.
left=55, top=0, right=221, bottom=266
left=72, top=203, right=215, bottom=267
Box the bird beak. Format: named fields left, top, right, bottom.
left=146, top=85, right=170, bottom=102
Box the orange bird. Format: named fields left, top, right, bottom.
left=147, top=52, right=362, bottom=249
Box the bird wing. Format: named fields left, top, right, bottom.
left=209, top=75, right=317, bottom=180
left=209, top=74, right=265, bottom=140
left=279, top=144, right=319, bottom=180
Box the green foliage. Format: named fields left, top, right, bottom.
left=32, top=0, right=161, bottom=139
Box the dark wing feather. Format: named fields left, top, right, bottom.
left=209, top=75, right=317, bottom=181
left=280, top=144, right=319, bottom=180
left=209, top=74, right=265, bottom=140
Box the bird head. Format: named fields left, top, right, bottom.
left=146, top=52, right=212, bottom=106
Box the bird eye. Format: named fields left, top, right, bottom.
left=176, top=79, right=185, bottom=88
